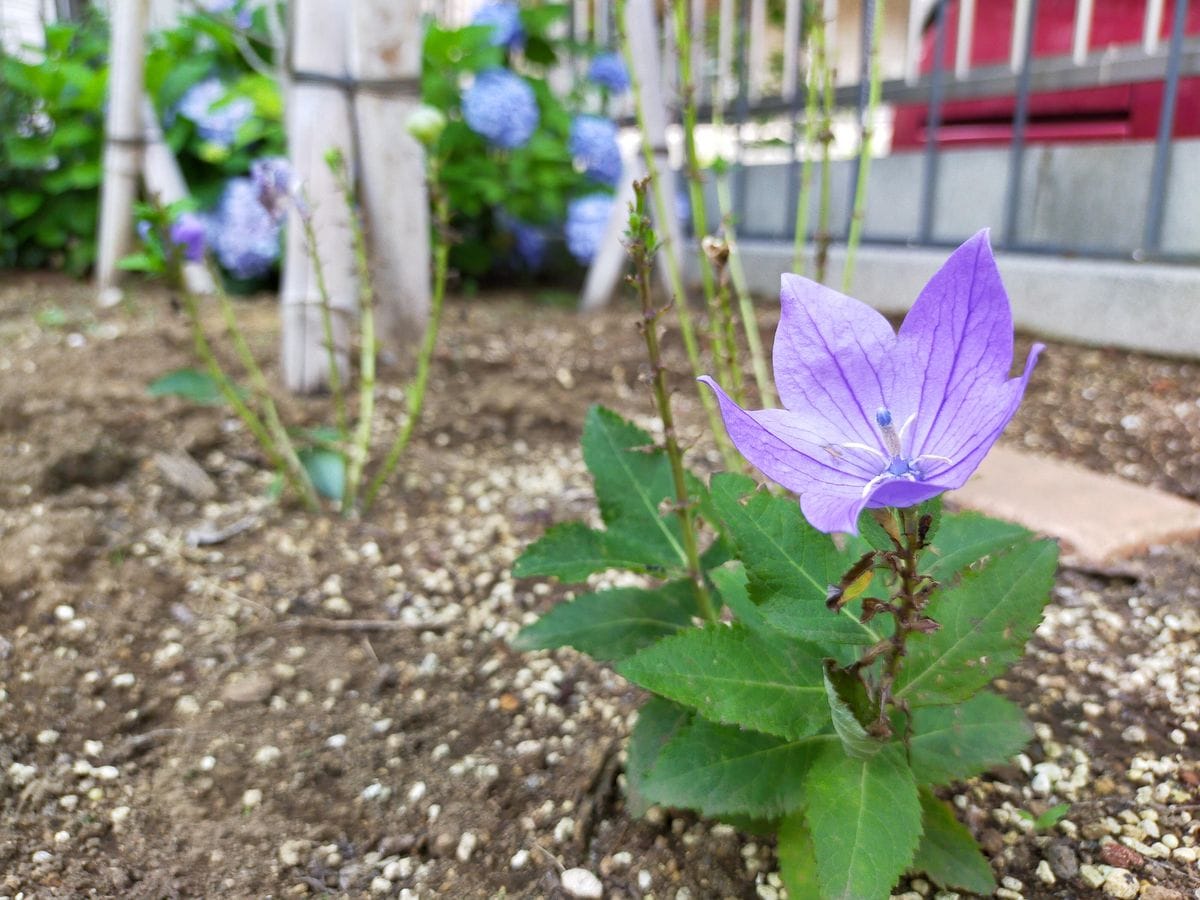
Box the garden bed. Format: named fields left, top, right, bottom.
left=0, top=272, right=1198, bottom=899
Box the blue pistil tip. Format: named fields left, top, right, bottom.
left=876, top=408, right=893, bottom=428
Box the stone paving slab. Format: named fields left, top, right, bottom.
left=950, top=446, right=1200, bottom=568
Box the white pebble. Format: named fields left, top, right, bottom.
left=242, top=788, right=263, bottom=808
left=253, top=746, right=282, bottom=767
left=370, top=876, right=392, bottom=894
left=36, top=729, right=60, bottom=746
left=1036, top=860, right=1056, bottom=885
left=408, top=781, right=427, bottom=803
left=83, top=740, right=103, bottom=757
left=110, top=805, right=131, bottom=826
left=1121, top=725, right=1147, bottom=744
left=95, top=765, right=119, bottom=781
left=456, top=831, right=478, bottom=862
left=561, top=867, right=603, bottom=899
left=554, top=816, right=576, bottom=843
left=325, top=733, right=348, bottom=750
left=54, top=604, right=75, bottom=622
left=510, top=849, right=530, bottom=869
left=638, top=870, right=652, bottom=891
left=32, top=849, right=53, bottom=864
left=7, top=762, right=37, bottom=785
left=54, top=831, right=70, bottom=844
left=111, top=673, right=136, bottom=688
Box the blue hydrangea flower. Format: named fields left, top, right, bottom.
left=209, top=177, right=281, bottom=279
left=587, top=52, right=630, bottom=94
left=177, top=78, right=253, bottom=148
left=565, top=194, right=614, bottom=264
left=250, top=156, right=295, bottom=223
left=569, top=115, right=622, bottom=186
left=169, top=212, right=208, bottom=263
left=498, top=212, right=548, bottom=270
left=471, top=1, right=524, bottom=48
left=462, top=69, right=539, bottom=150
left=700, top=231, right=1043, bottom=535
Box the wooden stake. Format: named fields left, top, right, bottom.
left=96, top=0, right=149, bottom=306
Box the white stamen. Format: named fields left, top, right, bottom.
left=840, top=441, right=887, bottom=462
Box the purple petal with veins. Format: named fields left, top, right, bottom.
left=701, top=229, right=1042, bottom=535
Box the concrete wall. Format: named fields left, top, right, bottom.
left=713, top=139, right=1200, bottom=258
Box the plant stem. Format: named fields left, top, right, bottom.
left=792, top=7, right=824, bottom=276
left=671, top=0, right=741, bottom=403
left=842, top=0, right=885, bottom=293
left=333, top=160, right=377, bottom=515
left=628, top=179, right=716, bottom=623
left=873, top=506, right=924, bottom=735
left=814, top=17, right=836, bottom=285
left=363, top=163, right=450, bottom=511
left=616, top=0, right=739, bottom=471
left=212, top=277, right=320, bottom=511
left=712, top=108, right=775, bottom=408
left=298, top=206, right=347, bottom=435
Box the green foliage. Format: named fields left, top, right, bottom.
left=298, top=447, right=346, bottom=501
left=148, top=368, right=232, bottom=405
left=512, top=406, right=1059, bottom=898
left=419, top=6, right=608, bottom=280
left=0, top=7, right=283, bottom=277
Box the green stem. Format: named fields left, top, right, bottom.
left=213, top=277, right=320, bottom=511
left=629, top=180, right=716, bottom=623
left=334, top=162, right=377, bottom=515
left=298, top=207, right=347, bottom=435
left=874, top=506, right=922, bottom=734
left=363, top=168, right=450, bottom=511
left=616, top=0, right=739, bottom=470
left=842, top=0, right=885, bottom=294
left=671, top=0, right=740, bottom=402
left=815, top=20, right=836, bottom=285
left=792, top=9, right=824, bottom=276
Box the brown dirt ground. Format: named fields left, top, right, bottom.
left=0, top=271, right=1198, bottom=899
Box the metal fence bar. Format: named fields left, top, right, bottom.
left=749, top=0, right=767, bottom=101
left=1010, top=0, right=1032, bottom=72
left=733, top=0, right=751, bottom=229
left=1143, top=0, right=1190, bottom=253
left=917, top=0, right=947, bottom=242
left=1144, top=0, right=1166, bottom=53
left=1072, top=0, right=1094, bottom=65
left=955, top=0, right=976, bottom=76
left=784, top=1, right=808, bottom=235
left=781, top=0, right=802, bottom=100
left=846, top=0, right=875, bottom=239
left=1002, top=0, right=1039, bottom=247
left=718, top=0, right=735, bottom=103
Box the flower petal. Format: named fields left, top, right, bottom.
left=699, top=377, right=877, bottom=494
left=920, top=342, right=1044, bottom=490
left=800, top=488, right=873, bottom=536
left=897, top=230, right=1017, bottom=459
left=774, top=275, right=900, bottom=448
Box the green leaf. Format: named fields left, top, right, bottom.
left=909, top=690, right=1033, bottom=785
left=640, top=717, right=825, bottom=818
left=709, top=562, right=770, bottom=633
left=148, top=368, right=227, bottom=405
left=625, top=696, right=691, bottom=816
left=618, top=624, right=828, bottom=740
left=583, top=405, right=697, bottom=572
left=710, top=473, right=881, bottom=647
left=1034, top=802, right=1071, bottom=831
left=805, top=742, right=921, bottom=900
left=924, top=512, right=1031, bottom=582
left=895, top=539, right=1058, bottom=705
left=823, top=663, right=881, bottom=759
left=513, top=522, right=653, bottom=582
left=4, top=191, right=42, bottom=220
left=511, top=581, right=696, bottom=662
left=778, top=813, right=821, bottom=900
left=298, top=447, right=345, bottom=501
left=912, top=787, right=996, bottom=895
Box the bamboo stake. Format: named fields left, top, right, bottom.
left=842, top=0, right=885, bottom=293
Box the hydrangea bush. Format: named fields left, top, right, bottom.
left=514, top=231, right=1058, bottom=899
left=420, top=2, right=628, bottom=278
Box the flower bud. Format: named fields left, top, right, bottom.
left=406, top=104, right=447, bottom=147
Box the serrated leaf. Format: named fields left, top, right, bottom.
left=895, top=539, right=1058, bottom=705
left=823, top=663, right=881, bottom=759
left=912, top=787, right=996, bottom=895
left=909, top=691, right=1033, bottom=784
left=298, top=447, right=345, bottom=501
left=618, top=624, right=828, bottom=740
left=710, top=473, right=881, bottom=647
left=805, top=742, right=921, bottom=900
left=513, top=522, right=647, bottom=582
left=778, top=813, right=821, bottom=900
left=709, top=562, right=770, bottom=633
left=511, top=581, right=696, bottom=662
left=583, top=405, right=693, bottom=572
left=625, top=696, right=691, bottom=816
left=924, top=512, right=1031, bottom=582
left=148, top=368, right=229, bottom=405
left=640, top=717, right=826, bottom=818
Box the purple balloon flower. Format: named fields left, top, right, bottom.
left=587, top=52, right=630, bottom=94
left=169, top=212, right=208, bottom=263
left=462, top=69, right=539, bottom=150
left=250, top=156, right=295, bottom=223
left=700, top=231, right=1043, bottom=535
left=569, top=115, right=622, bottom=186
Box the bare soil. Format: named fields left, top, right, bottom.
left=1, top=272, right=1198, bottom=899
